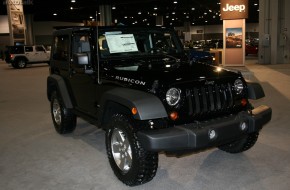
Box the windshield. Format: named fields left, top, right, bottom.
left=98, top=28, right=182, bottom=58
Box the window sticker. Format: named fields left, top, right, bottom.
left=105, top=34, right=138, bottom=53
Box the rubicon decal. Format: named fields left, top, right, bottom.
left=115, top=76, right=146, bottom=85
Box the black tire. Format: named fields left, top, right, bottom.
left=17, top=59, right=27, bottom=69
left=106, top=114, right=158, bottom=186
left=218, top=132, right=259, bottom=153
left=50, top=91, right=76, bottom=134
left=11, top=63, right=18, bottom=68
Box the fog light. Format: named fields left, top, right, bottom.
left=208, top=129, right=217, bottom=140
left=240, top=122, right=248, bottom=131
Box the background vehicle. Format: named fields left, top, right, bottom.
left=185, top=49, right=216, bottom=65
left=47, top=26, right=271, bottom=186
left=246, top=43, right=259, bottom=56
left=5, top=45, right=50, bottom=68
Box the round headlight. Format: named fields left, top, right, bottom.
left=234, top=79, right=244, bottom=94
left=166, top=88, right=181, bottom=106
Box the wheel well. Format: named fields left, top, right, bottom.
left=47, top=80, right=57, bottom=102
left=15, top=56, right=28, bottom=62
left=101, top=101, right=131, bottom=128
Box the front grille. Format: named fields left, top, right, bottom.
left=186, top=83, right=234, bottom=118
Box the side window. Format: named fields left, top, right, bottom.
left=53, top=35, right=69, bottom=61
left=35, top=46, right=45, bottom=52
left=25, top=46, right=33, bottom=52
left=72, top=33, right=91, bottom=64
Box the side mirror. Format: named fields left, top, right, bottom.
left=73, top=53, right=89, bottom=65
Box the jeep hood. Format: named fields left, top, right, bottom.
left=105, top=59, right=241, bottom=90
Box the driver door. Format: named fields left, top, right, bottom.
left=69, top=32, right=98, bottom=116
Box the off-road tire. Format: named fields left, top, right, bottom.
left=218, top=132, right=259, bottom=153
left=106, top=114, right=158, bottom=186
left=50, top=91, right=76, bottom=134
left=11, top=63, right=18, bottom=68
left=17, top=59, right=27, bottom=69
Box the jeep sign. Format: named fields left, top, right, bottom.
left=220, top=0, right=248, bottom=20
left=223, top=4, right=246, bottom=12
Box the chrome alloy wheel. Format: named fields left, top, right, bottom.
left=18, top=60, right=26, bottom=68
left=52, top=99, right=62, bottom=125
left=111, top=128, right=132, bottom=173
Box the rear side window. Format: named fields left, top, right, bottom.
left=9, top=46, right=24, bottom=54
left=35, top=46, right=45, bottom=52
left=53, top=35, right=69, bottom=61
left=25, top=46, right=33, bottom=52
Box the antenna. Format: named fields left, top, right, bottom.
left=96, top=10, right=101, bottom=84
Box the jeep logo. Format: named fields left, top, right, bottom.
left=223, top=4, right=246, bottom=13
left=220, top=0, right=248, bottom=20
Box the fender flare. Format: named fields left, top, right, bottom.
left=99, top=88, right=168, bottom=121
left=14, top=56, right=28, bottom=63
left=47, top=74, right=73, bottom=108
left=246, top=81, right=265, bottom=100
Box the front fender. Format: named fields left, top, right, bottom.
left=47, top=74, right=73, bottom=109
left=246, top=81, right=265, bottom=100
left=99, top=88, right=168, bottom=120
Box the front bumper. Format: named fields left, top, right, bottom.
left=137, top=105, right=272, bottom=152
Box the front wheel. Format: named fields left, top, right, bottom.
left=106, top=114, right=158, bottom=186
left=50, top=91, right=76, bottom=134
left=218, top=132, right=259, bottom=153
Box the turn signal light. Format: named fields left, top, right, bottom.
left=241, top=98, right=247, bottom=107
left=169, top=111, right=179, bottom=121
left=131, top=107, right=138, bottom=115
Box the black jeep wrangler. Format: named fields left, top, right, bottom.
left=47, top=26, right=272, bottom=186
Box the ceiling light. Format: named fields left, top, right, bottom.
left=191, top=8, right=195, bottom=11
left=192, top=22, right=195, bottom=25
left=112, top=6, right=116, bottom=10
left=254, top=3, right=258, bottom=6
left=90, top=16, right=93, bottom=19
left=154, top=7, right=158, bottom=10
left=172, top=12, right=175, bottom=15
left=53, top=13, right=57, bottom=16
left=138, top=11, right=141, bottom=15
left=124, top=16, right=127, bottom=18
left=71, top=0, right=75, bottom=2
left=173, top=1, right=177, bottom=3
left=70, top=7, right=73, bottom=10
